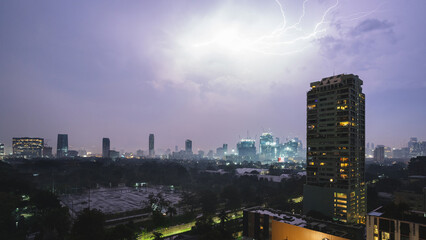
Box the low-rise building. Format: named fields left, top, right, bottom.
left=366, top=206, right=426, bottom=240
left=243, top=207, right=364, bottom=240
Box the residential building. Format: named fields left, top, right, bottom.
left=243, top=207, right=364, bottom=240
left=366, top=206, right=426, bottom=240
left=374, top=145, right=385, bottom=163
left=304, top=74, right=366, bottom=224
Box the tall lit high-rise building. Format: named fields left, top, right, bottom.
left=223, top=144, right=228, bottom=155
left=237, top=139, right=256, bottom=159
left=0, top=143, right=4, bottom=160
left=57, top=134, right=68, bottom=158
left=260, top=133, right=276, bottom=160
left=102, top=138, right=110, bottom=158
left=149, top=134, right=155, bottom=157
left=304, top=74, right=366, bottom=224
left=13, top=137, right=44, bottom=158
left=185, top=139, right=192, bottom=154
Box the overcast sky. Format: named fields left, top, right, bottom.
left=1, top=0, right=425, bottom=154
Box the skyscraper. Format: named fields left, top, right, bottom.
left=260, top=133, right=276, bottom=160
left=102, top=138, right=110, bottom=158
left=223, top=144, right=228, bottom=155
left=373, top=145, right=385, bottom=162
left=149, top=134, right=155, bottom=157
left=57, top=134, right=68, bottom=158
left=13, top=137, right=44, bottom=158
left=304, top=74, right=366, bottom=224
left=237, top=139, right=256, bottom=159
left=0, top=143, right=4, bottom=160
left=185, top=139, right=192, bottom=154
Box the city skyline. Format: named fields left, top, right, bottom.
left=1, top=0, right=426, bottom=153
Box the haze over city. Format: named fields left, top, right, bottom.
left=1, top=0, right=425, bottom=153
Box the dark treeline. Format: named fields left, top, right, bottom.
left=1, top=158, right=305, bottom=239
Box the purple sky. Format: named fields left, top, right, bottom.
left=1, top=0, right=426, bottom=154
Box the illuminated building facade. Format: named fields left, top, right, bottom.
left=0, top=143, right=5, bottom=159
left=57, top=134, right=68, bottom=158
left=149, top=134, right=155, bottom=157
left=102, top=138, right=110, bottom=158
left=304, top=74, right=366, bottom=224
left=260, top=133, right=276, bottom=160
left=237, top=139, right=256, bottom=159
left=243, top=207, right=364, bottom=240
left=13, top=137, right=44, bottom=158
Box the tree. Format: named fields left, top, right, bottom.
left=218, top=210, right=229, bottom=231
left=166, top=206, right=177, bottom=218
left=151, top=231, right=163, bottom=240
left=71, top=208, right=105, bottom=240
left=38, top=206, right=71, bottom=240
left=200, top=190, right=217, bottom=216
left=221, top=185, right=241, bottom=210
left=106, top=222, right=137, bottom=240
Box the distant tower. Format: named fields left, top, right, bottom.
left=57, top=134, right=68, bottom=158
left=374, top=145, right=385, bottom=163
left=185, top=139, right=192, bottom=154
left=102, top=138, right=110, bottom=158
left=0, top=143, right=4, bottom=160
left=149, top=134, right=155, bottom=157
left=223, top=144, right=228, bottom=155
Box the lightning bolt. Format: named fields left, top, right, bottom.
left=192, top=0, right=379, bottom=56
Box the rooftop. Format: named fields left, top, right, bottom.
left=245, top=207, right=364, bottom=239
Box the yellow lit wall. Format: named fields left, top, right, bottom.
left=271, top=220, right=349, bottom=240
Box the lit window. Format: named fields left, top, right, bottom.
left=339, top=121, right=350, bottom=126
left=307, top=104, right=316, bottom=109
left=335, top=193, right=347, bottom=199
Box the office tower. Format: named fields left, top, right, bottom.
left=102, top=138, right=110, bottom=158
left=0, top=143, right=4, bottom=159
left=304, top=74, right=366, bottom=224
left=260, top=133, right=276, bottom=160
left=13, top=137, right=44, bottom=158
left=149, top=134, right=155, bottom=157
left=223, top=144, right=228, bottom=155
left=373, top=145, right=385, bottom=163
left=185, top=139, right=192, bottom=154
left=237, top=139, right=256, bottom=159
left=56, top=134, right=68, bottom=158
